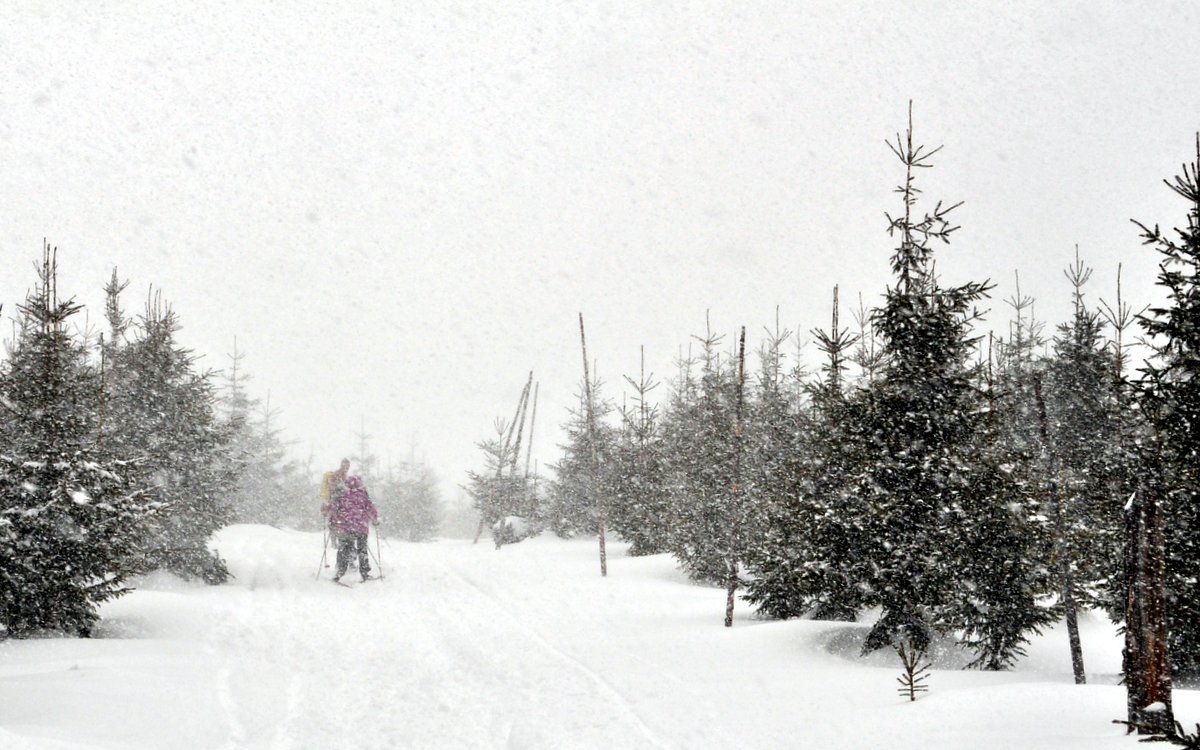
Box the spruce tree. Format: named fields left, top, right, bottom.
left=103, top=293, right=237, bottom=582
left=1040, top=252, right=1126, bottom=683
left=466, top=419, right=536, bottom=543
left=792, top=289, right=869, bottom=622
left=661, top=324, right=742, bottom=584
left=850, top=108, right=1049, bottom=667
left=959, top=278, right=1057, bottom=671
left=851, top=109, right=991, bottom=653
left=0, top=248, right=155, bottom=636
left=547, top=376, right=616, bottom=538
left=744, top=294, right=862, bottom=621
left=1134, top=135, right=1200, bottom=680
left=219, top=343, right=309, bottom=528
left=607, top=347, right=671, bottom=556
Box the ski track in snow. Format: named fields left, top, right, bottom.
left=194, top=528, right=671, bottom=749
left=437, top=563, right=669, bottom=749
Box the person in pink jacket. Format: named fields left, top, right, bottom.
left=321, top=475, right=379, bottom=583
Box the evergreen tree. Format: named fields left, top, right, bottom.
left=351, top=418, right=381, bottom=490
left=744, top=305, right=855, bottom=621
left=961, top=279, right=1058, bottom=671
left=0, top=248, right=156, bottom=636
left=103, top=291, right=237, bottom=582
left=607, top=347, right=671, bottom=556
left=219, top=343, right=281, bottom=526
left=1040, top=253, right=1126, bottom=683
left=1133, top=135, right=1200, bottom=679
left=790, top=291, right=871, bottom=622
left=849, top=109, right=1050, bottom=667
left=466, top=419, right=536, bottom=542
left=851, top=111, right=989, bottom=653
left=218, top=340, right=255, bottom=433
left=378, top=463, right=443, bottom=542
left=661, top=324, right=744, bottom=585
left=230, top=396, right=312, bottom=529
left=547, top=376, right=616, bottom=538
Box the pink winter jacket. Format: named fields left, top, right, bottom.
left=322, top=476, right=378, bottom=535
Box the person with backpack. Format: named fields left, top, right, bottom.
left=321, top=474, right=379, bottom=583
left=319, top=459, right=351, bottom=547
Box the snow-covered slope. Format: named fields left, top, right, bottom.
left=1, top=524, right=1195, bottom=748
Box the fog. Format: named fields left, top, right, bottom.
left=2, top=2, right=1197, bottom=494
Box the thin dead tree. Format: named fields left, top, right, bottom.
left=523, top=381, right=539, bottom=510
left=508, top=371, right=534, bottom=477
left=579, top=313, right=606, bottom=577
left=724, top=326, right=746, bottom=627
left=524, top=382, right=539, bottom=478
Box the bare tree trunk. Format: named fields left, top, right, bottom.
left=508, top=372, right=534, bottom=477
left=1032, top=375, right=1086, bottom=684
left=725, top=327, right=746, bottom=627
left=524, top=382, right=539, bottom=479
left=1062, top=569, right=1086, bottom=685
left=579, top=313, right=606, bottom=576
left=1124, top=471, right=1174, bottom=734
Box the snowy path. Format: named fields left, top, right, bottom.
left=1, top=524, right=1197, bottom=749
left=202, top=529, right=668, bottom=749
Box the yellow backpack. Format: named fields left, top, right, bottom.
left=319, top=471, right=335, bottom=502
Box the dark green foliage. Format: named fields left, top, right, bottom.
left=0, top=454, right=155, bottom=636
left=852, top=115, right=990, bottom=655
left=0, top=250, right=157, bottom=636
left=1134, top=136, right=1200, bottom=678
left=607, top=352, right=672, bottom=556
left=743, top=310, right=860, bottom=622
left=660, top=328, right=745, bottom=585
left=102, top=291, right=237, bottom=583
left=1044, top=258, right=1126, bottom=606
left=845, top=110, right=1052, bottom=668
left=547, top=377, right=616, bottom=538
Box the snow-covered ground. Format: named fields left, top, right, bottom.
left=1, top=524, right=1195, bottom=749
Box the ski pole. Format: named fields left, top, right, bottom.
left=371, top=525, right=384, bottom=579
left=367, top=543, right=383, bottom=577
left=315, top=529, right=329, bottom=580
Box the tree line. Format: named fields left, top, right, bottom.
left=469, top=117, right=1200, bottom=735
left=0, top=250, right=441, bottom=638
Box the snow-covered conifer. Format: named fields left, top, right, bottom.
left=744, top=299, right=858, bottom=621
left=1133, top=135, right=1200, bottom=681
left=547, top=374, right=616, bottom=538
left=0, top=247, right=156, bottom=636
left=607, top=347, right=671, bottom=556
left=467, top=419, right=536, bottom=544
left=661, top=322, right=751, bottom=586
left=849, top=108, right=1048, bottom=666
left=103, top=290, right=237, bottom=582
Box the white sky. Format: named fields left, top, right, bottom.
left=2, top=2, right=1199, bottom=497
